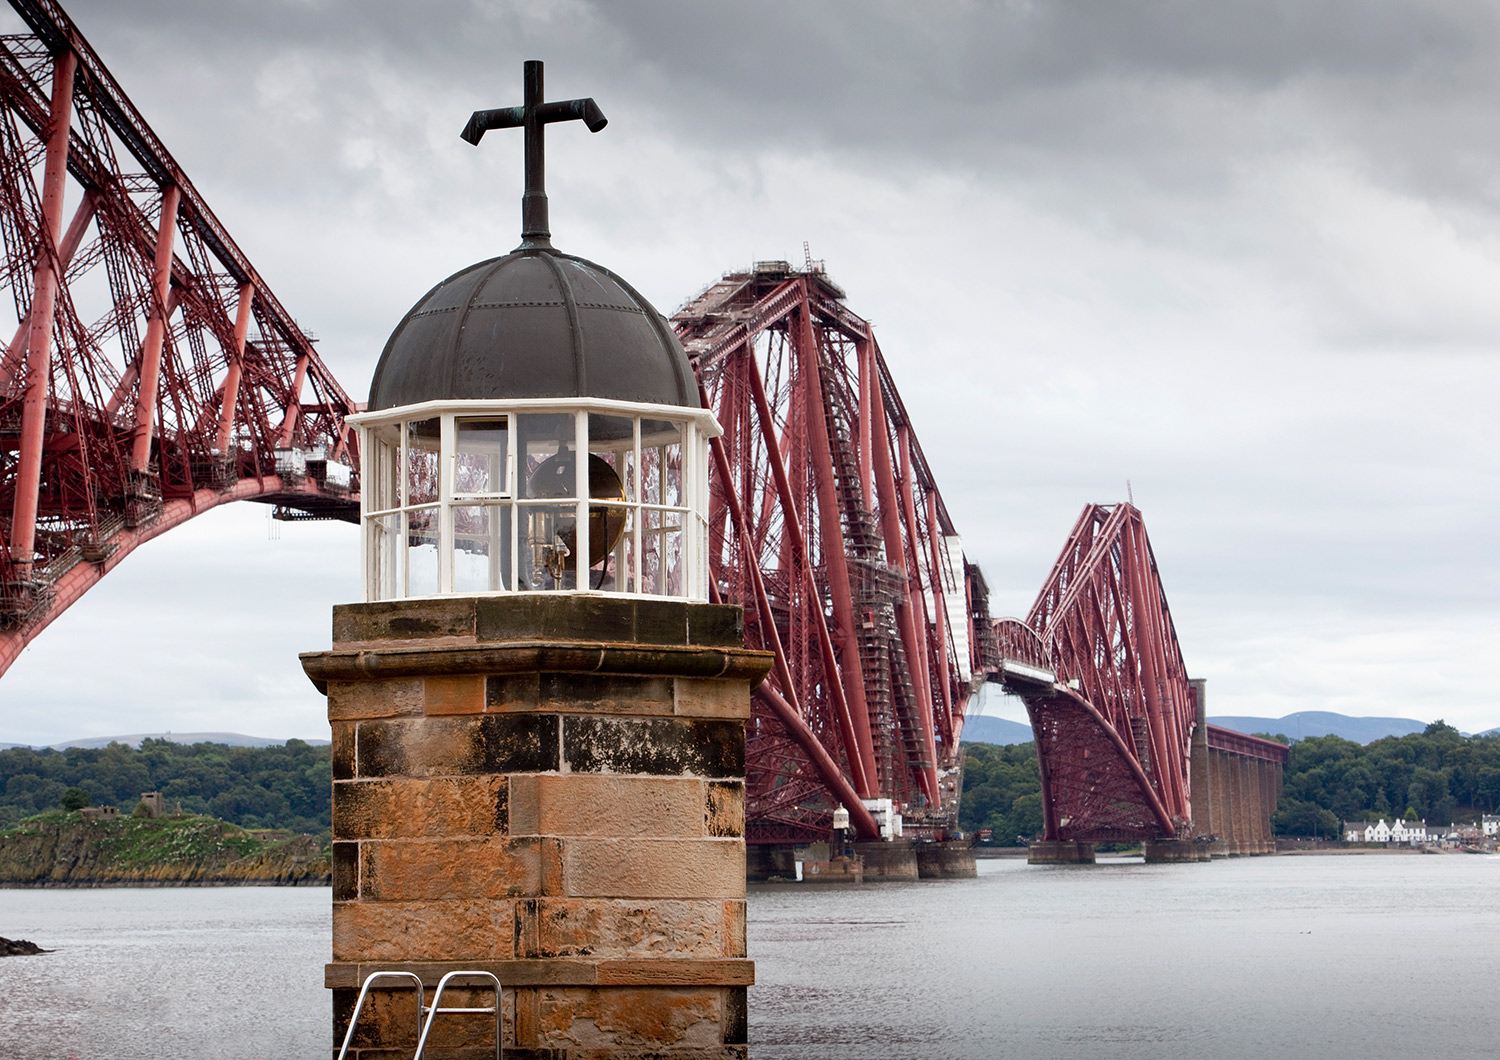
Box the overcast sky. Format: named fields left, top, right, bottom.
left=1, top=0, right=1497, bottom=745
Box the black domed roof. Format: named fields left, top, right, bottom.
left=369, top=248, right=699, bottom=411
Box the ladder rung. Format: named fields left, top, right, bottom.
left=424, top=1006, right=498, bottom=1015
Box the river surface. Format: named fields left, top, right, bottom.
left=1, top=854, right=1495, bottom=1059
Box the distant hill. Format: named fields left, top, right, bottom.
left=961, top=715, right=1035, bottom=746
left=1209, top=712, right=1430, bottom=745
left=961, top=711, right=1480, bottom=747
left=29, top=732, right=330, bottom=750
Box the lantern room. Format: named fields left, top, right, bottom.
left=348, top=249, right=717, bottom=602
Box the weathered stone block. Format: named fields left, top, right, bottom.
left=333, top=841, right=359, bottom=901
left=485, top=673, right=674, bottom=716
left=424, top=674, right=487, bottom=715
left=334, top=776, right=508, bottom=839
left=331, top=720, right=356, bottom=781
left=721, top=901, right=746, bottom=958
left=476, top=596, right=684, bottom=645
left=334, top=599, right=478, bottom=645
left=509, top=775, right=706, bottom=839
left=333, top=898, right=517, bottom=961
left=361, top=837, right=557, bottom=900
left=334, top=981, right=512, bottom=1054
left=704, top=781, right=744, bottom=838
left=486, top=672, right=542, bottom=711
left=594, top=960, right=754, bottom=987
left=328, top=677, right=425, bottom=720
left=533, top=987, right=724, bottom=1052
left=514, top=898, right=729, bottom=959
left=356, top=714, right=561, bottom=778
left=673, top=678, right=750, bottom=720
left=686, top=605, right=743, bottom=648
left=562, top=839, right=745, bottom=899
left=561, top=716, right=743, bottom=778
left=628, top=598, right=688, bottom=645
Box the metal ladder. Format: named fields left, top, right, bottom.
left=336, top=969, right=502, bottom=1060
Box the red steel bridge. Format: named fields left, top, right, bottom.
left=0, top=0, right=1278, bottom=850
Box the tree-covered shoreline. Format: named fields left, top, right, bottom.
left=0, top=739, right=330, bottom=835
left=1271, top=722, right=1500, bottom=838
left=959, top=721, right=1500, bottom=844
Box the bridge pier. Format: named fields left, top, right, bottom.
left=915, top=840, right=978, bottom=879
left=1208, top=747, right=1230, bottom=856
left=1188, top=679, right=1214, bottom=846
left=746, top=843, right=798, bottom=882
left=1143, top=838, right=1204, bottom=863
left=852, top=840, right=921, bottom=881
left=1027, top=841, right=1095, bottom=864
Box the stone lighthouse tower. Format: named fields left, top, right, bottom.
left=301, top=62, right=770, bottom=1059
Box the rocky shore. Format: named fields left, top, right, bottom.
left=0, top=811, right=330, bottom=886
left=1, top=935, right=48, bottom=955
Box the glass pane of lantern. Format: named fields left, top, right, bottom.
left=661, top=522, right=683, bottom=597
left=453, top=504, right=508, bottom=592
left=642, top=508, right=664, bottom=595
left=640, top=420, right=683, bottom=507
left=520, top=502, right=578, bottom=591
left=405, top=418, right=440, bottom=506
left=370, top=512, right=400, bottom=600
left=618, top=507, right=640, bottom=594
left=585, top=504, right=632, bottom=593
left=588, top=412, right=635, bottom=503
left=517, top=413, right=577, bottom=500
left=405, top=506, right=440, bottom=596
left=455, top=417, right=508, bottom=496
left=368, top=423, right=400, bottom=513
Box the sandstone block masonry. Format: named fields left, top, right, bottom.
left=302, top=596, right=773, bottom=1060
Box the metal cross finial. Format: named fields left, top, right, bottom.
left=461, top=60, right=607, bottom=250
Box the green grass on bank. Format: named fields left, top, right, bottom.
left=0, top=809, right=330, bottom=883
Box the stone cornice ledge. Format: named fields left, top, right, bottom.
left=301, top=641, right=774, bottom=691
left=325, top=958, right=755, bottom=990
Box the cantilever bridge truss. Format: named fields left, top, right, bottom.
left=994, top=504, right=1197, bottom=842
left=0, top=0, right=359, bottom=674
left=674, top=265, right=984, bottom=844
left=0, top=0, right=1255, bottom=849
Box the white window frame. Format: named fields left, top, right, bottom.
left=352, top=397, right=719, bottom=604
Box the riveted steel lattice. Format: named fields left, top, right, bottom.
left=0, top=0, right=359, bottom=674
left=1008, top=503, right=1195, bottom=841
left=674, top=262, right=986, bottom=842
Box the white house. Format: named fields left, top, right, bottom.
left=1343, top=821, right=1369, bottom=843
left=1482, top=815, right=1499, bottom=837
left=1366, top=819, right=1392, bottom=843
left=1390, top=819, right=1426, bottom=846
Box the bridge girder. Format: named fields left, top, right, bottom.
left=675, top=263, right=986, bottom=843
left=997, top=503, right=1197, bottom=841
left=0, top=0, right=359, bottom=668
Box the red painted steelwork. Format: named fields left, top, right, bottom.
left=3, top=4, right=1244, bottom=865
left=1004, top=503, right=1197, bottom=842
left=0, top=0, right=359, bottom=668
left=675, top=262, right=984, bottom=843
left=1206, top=725, right=1289, bottom=765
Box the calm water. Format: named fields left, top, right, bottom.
left=1, top=855, right=1496, bottom=1059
